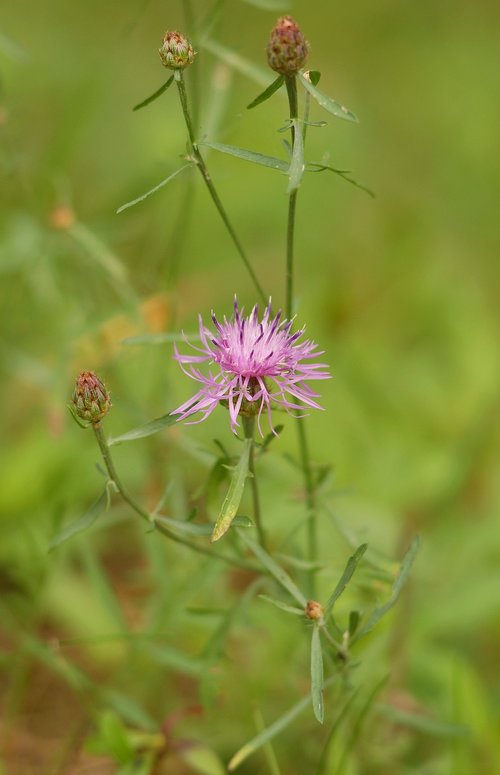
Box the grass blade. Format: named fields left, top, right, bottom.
left=258, top=594, right=304, bottom=616
left=324, top=544, right=367, bottom=618
left=311, top=625, right=324, bottom=723
left=211, top=440, right=252, bottom=542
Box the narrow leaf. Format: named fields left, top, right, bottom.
left=201, top=142, right=288, bottom=172
left=287, top=118, right=305, bottom=193
left=241, top=0, right=289, bottom=9
left=117, top=164, right=191, bottom=214
left=229, top=694, right=311, bottom=771
left=307, top=162, right=375, bottom=197
left=354, top=536, right=421, bottom=640
left=324, top=544, right=368, bottom=618
left=258, top=595, right=304, bottom=616
left=247, top=74, right=284, bottom=109
left=155, top=513, right=252, bottom=537
left=307, top=70, right=321, bottom=87
left=133, top=75, right=174, bottom=110
left=238, top=533, right=307, bottom=607
left=107, top=412, right=177, bottom=446
left=298, top=72, right=358, bottom=122
left=228, top=676, right=338, bottom=771
left=49, top=490, right=107, bottom=550
left=211, top=440, right=252, bottom=542
left=311, top=625, right=324, bottom=723
left=376, top=704, right=469, bottom=738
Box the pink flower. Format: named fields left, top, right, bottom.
left=172, top=298, right=330, bottom=435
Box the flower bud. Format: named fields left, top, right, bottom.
left=267, top=16, right=308, bottom=75
left=159, top=31, right=195, bottom=70
left=72, top=371, right=111, bottom=425
left=305, top=600, right=324, bottom=621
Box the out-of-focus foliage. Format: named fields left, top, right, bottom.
left=1, top=1, right=499, bottom=773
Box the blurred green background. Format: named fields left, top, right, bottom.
left=1, top=1, right=499, bottom=773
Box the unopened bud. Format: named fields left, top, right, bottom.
left=72, top=371, right=111, bottom=425
left=305, top=600, right=324, bottom=621
left=159, top=31, right=195, bottom=70
left=267, top=16, right=308, bottom=75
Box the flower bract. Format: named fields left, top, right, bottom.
left=172, top=298, right=330, bottom=435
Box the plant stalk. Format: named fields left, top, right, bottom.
left=92, top=422, right=255, bottom=570
left=242, top=413, right=266, bottom=550
left=174, top=70, right=266, bottom=304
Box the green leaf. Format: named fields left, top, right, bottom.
left=307, top=162, right=375, bottom=197
left=354, top=536, right=421, bottom=641
left=287, top=118, right=305, bottom=193
left=238, top=533, right=307, bottom=607
left=117, top=164, right=191, bottom=214
left=311, top=625, right=324, bottom=724
left=298, top=71, right=358, bottom=122
left=107, top=412, right=177, bottom=446
left=228, top=693, right=311, bottom=771
left=154, top=513, right=252, bottom=537
left=201, top=142, right=289, bottom=172
left=228, top=676, right=339, bottom=770
left=211, top=440, right=252, bottom=542
left=307, top=70, right=321, bottom=87
left=376, top=704, right=469, bottom=738
left=258, top=594, right=304, bottom=616
left=49, top=490, right=108, bottom=550
left=133, top=75, right=174, bottom=111
left=348, top=610, right=360, bottom=637
left=324, top=544, right=368, bottom=618
left=241, top=0, right=290, bottom=9
left=180, top=743, right=226, bottom=775
left=247, top=75, right=284, bottom=109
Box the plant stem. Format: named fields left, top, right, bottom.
left=92, top=422, right=255, bottom=570
left=242, top=414, right=266, bottom=549
left=174, top=70, right=266, bottom=305
left=284, top=74, right=318, bottom=596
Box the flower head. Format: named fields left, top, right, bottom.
left=267, top=16, right=308, bottom=75
left=159, top=31, right=195, bottom=70
left=71, top=371, right=111, bottom=425
left=172, top=298, right=330, bottom=436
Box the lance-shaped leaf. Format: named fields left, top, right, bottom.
left=298, top=71, right=358, bottom=122
left=353, top=536, right=421, bottom=641
left=49, top=490, right=108, bottom=550
left=307, top=162, right=375, bottom=197
left=108, top=412, right=177, bottom=446
left=258, top=594, right=304, bottom=616
left=287, top=118, right=305, bottom=193
left=200, top=142, right=289, bottom=172
left=247, top=74, right=284, bottom=109
left=211, top=440, right=252, bottom=542
left=324, top=544, right=368, bottom=618
left=311, top=624, right=325, bottom=723
left=133, top=75, right=174, bottom=111
left=156, top=513, right=252, bottom=537
left=117, top=164, right=191, bottom=214
left=238, top=533, right=307, bottom=607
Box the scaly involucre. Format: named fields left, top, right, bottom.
left=172, top=298, right=330, bottom=435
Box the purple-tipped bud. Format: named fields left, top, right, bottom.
left=159, top=31, right=195, bottom=70
left=267, top=16, right=308, bottom=75
left=72, top=371, right=111, bottom=425
left=305, top=600, right=324, bottom=621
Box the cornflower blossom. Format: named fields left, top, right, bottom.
left=172, top=298, right=330, bottom=435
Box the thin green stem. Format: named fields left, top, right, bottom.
left=242, top=414, right=267, bottom=550
left=92, top=422, right=255, bottom=570
left=174, top=70, right=266, bottom=304
left=284, top=73, right=318, bottom=596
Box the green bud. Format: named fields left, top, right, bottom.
left=159, top=31, right=195, bottom=70
left=267, top=16, right=308, bottom=75
left=72, top=371, right=111, bottom=425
